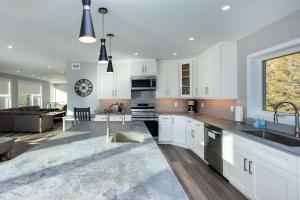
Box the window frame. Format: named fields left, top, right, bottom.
left=262, top=51, right=300, bottom=112
left=18, top=81, right=43, bottom=107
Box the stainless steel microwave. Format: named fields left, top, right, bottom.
left=131, top=76, right=156, bottom=90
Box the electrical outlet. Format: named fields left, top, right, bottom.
left=201, top=103, right=204, bottom=108
left=174, top=101, right=178, bottom=107
left=230, top=105, right=235, bottom=112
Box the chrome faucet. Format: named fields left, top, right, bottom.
left=274, top=101, right=300, bottom=138
left=106, top=103, right=125, bottom=138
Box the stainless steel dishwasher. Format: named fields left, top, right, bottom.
left=204, top=124, right=223, bottom=175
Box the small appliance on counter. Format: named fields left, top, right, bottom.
left=187, top=100, right=197, bottom=113
left=234, top=105, right=244, bottom=123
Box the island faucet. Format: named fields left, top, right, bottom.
left=274, top=101, right=300, bottom=138
left=106, top=103, right=126, bottom=138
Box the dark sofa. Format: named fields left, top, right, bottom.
left=0, top=106, right=54, bottom=133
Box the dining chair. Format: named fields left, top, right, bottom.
left=74, top=107, right=91, bottom=123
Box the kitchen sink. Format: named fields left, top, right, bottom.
left=242, top=130, right=300, bottom=147
left=111, top=132, right=145, bottom=143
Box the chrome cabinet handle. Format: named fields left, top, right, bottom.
left=244, top=158, right=248, bottom=172
left=249, top=161, right=253, bottom=175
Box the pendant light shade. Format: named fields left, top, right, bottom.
left=79, top=0, right=96, bottom=44
left=107, top=56, right=113, bottom=73
left=98, top=8, right=108, bottom=64
left=98, top=38, right=108, bottom=64
left=106, top=33, right=114, bottom=72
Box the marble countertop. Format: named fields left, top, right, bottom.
left=160, top=112, right=300, bottom=157
left=0, top=121, right=188, bottom=200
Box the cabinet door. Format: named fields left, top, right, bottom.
left=193, top=124, right=204, bottom=159
left=156, top=62, right=168, bottom=98
left=115, top=63, right=131, bottom=99
left=132, top=62, right=144, bottom=76
left=144, top=61, right=157, bottom=75
left=168, top=61, right=179, bottom=98
left=192, top=56, right=200, bottom=98
left=250, top=156, right=298, bottom=200
left=199, top=52, right=211, bottom=97
left=209, top=44, right=221, bottom=98
left=159, top=120, right=172, bottom=142
left=98, top=64, right=115, bottom=99
left=179, top=61, right=192, bottom=97
left=186, top=123, right=194, bottom=149
left=172, top=116, right=186, bottom=145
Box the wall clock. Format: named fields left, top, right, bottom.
left=74, top=79, right=93, bottom=97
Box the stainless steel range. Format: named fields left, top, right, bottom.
left=131, top=103, right=158, bottom=139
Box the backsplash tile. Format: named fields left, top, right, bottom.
left=155, top=99, right=188, bottom=112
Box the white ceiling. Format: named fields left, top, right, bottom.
left=0, top=0, right=300, bottom=83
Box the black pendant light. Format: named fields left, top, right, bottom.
left=98, top=7, right=108, bottom=64
left=107, top=33, right=114, bottom=73
left=79, top=0, right=96, bottom=44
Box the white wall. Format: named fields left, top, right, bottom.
left=67, top=62, right=98, bottom=115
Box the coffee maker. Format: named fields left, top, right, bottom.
left=187, top=100, right=196, bottom=113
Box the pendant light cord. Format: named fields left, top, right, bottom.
left=109, top=37, right=112, bottom=56
left=102, top=14, right=105, bottom=38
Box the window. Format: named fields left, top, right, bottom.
left=263, top=52, right=300, bottom=113
left=18, top=81, right=42, bottom=107
left=0, top=78, right=11, bottom=109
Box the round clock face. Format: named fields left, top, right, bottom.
left=74, top=79, right=93, bottom=97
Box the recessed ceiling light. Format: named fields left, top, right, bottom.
left=134, top=52, right=139, bottom=56
left=48, top=66, right=52, bottom=69
left=172, top=52, right=178, bottom=56
left=188, top=37, right=194, bottom=41
left=222, top=5, right=231, bottom=11
left=7, top=45, right=13, bottom=49
left=16, top=70, right=20, bottom=73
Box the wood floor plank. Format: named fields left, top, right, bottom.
left=159, top=144, right=247, bottom=200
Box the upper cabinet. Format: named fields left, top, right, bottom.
left=98, top=61, right=131, bottom=99
left=132, top=59, right=157, bottom=76
left=156, top=60, right=179, bottom=98
left=179, top=59, right=193, bottom=98
left=194, top=42, right=238, bottom=99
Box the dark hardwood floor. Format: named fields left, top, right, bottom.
left=0, top=121, right=63, bottom=164
left=159, top=144, right=246, bottom=200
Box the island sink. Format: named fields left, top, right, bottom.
left=111, top=131, right=145, bottom=143
left=242, top=130, right=300, bottom=147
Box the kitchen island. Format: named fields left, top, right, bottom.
left=0, top=121, right=188, bottom=200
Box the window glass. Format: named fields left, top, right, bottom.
left=0, top=78, right=11, bottom=109
left=18, top=81, right=42, bottom=107
left=263, top=52, right=300, bottom=113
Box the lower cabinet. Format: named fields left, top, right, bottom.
left=186, top=119, right=204, bottom=159
left=94, top=114, right=132, bottom=122
left=172, top=116, right=186, bottom=145
left=223, top=130, right=298, bottom=200
left=159, top=116, right=172, bottom=142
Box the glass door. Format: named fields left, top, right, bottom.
left=181, top=63, right=191, bottom=96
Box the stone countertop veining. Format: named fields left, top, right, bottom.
left=0, top=121, right=188, bottom=200
left=159, top=112, right=300, bottom=157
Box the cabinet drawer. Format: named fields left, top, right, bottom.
left=223, top=131, right=252, bottom=153
left=94, top=115, right=107, bottom=121
left=159, top=115, right=172, bottom=122
left=252, top=142, right=297, bottom=175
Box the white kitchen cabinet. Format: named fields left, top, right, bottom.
left=98, top=61, right=131, bottom=99
left=223, top=130, right=298, bottom=200
left=298, top=178, right=300, bottom=200
left=94, top=114, right=132, bottom=122
left=132, top=59, right=157, bottom=76
left=159, top=116, right=173, bottom=142
left=250, top=155, right=297, bottom=200
left=186, top=119, right=205, bottom=159
left=179, top=59, right=193, bottom=98
left=196, top=42, right=237, bottom=98
left=156, top=60, right=179, bottom=98
left=172, top=116, right=186, bottom=145
left=192, top=56, right=200, bottom=98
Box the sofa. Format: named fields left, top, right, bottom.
left=0, top=106, right=54, bottom=133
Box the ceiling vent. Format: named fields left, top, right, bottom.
left=72, top=63, right=80, bottom=70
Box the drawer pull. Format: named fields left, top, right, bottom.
left=249, top=161, right=253, bottom=175
left=244, top=158, right=248, bottom=172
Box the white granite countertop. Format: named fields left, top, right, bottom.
left=0, top=121, right=188, bottom=200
